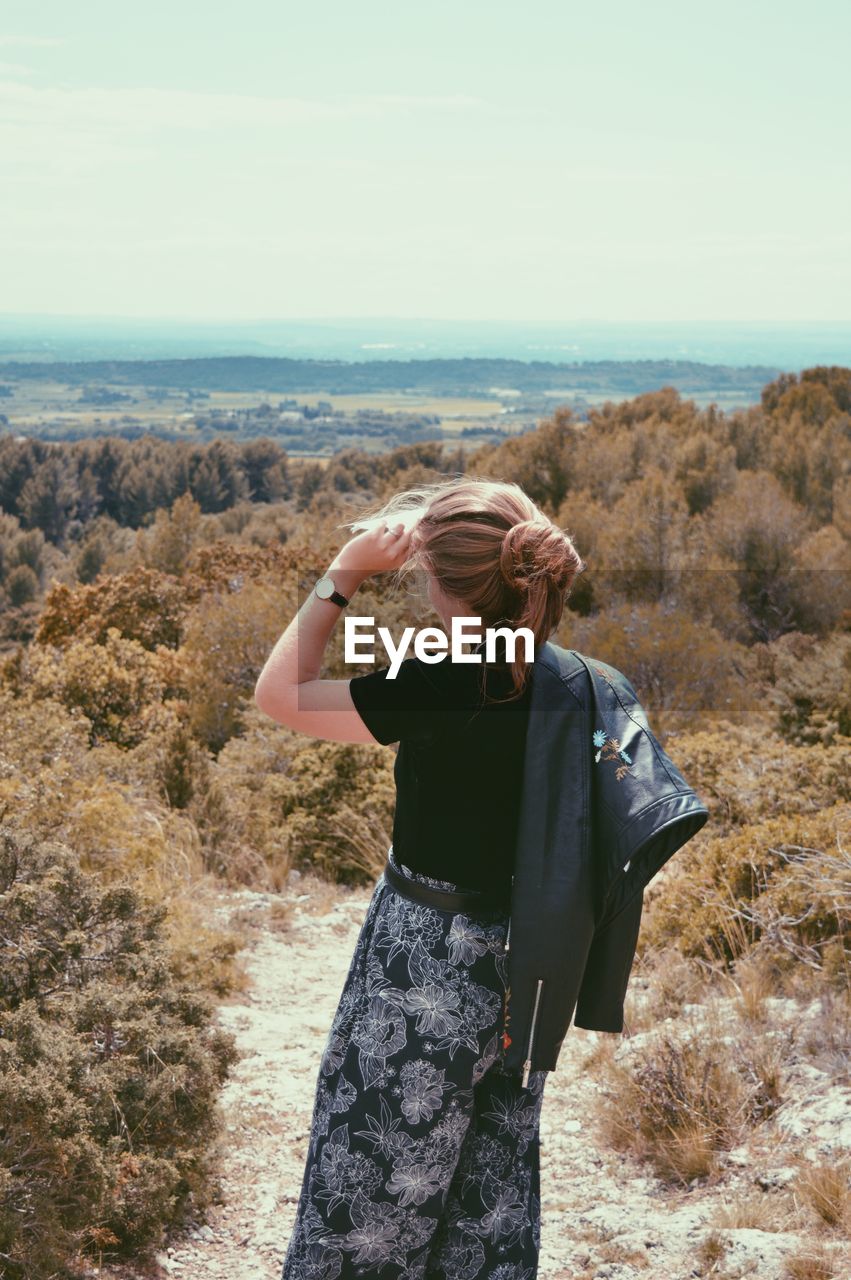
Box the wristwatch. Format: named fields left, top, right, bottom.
left=314, top=574, right=350, bottom=608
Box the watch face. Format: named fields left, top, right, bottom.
left=315, top=576, right=334, bottom=599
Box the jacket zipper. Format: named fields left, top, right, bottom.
left=522, top=978, right=544, bottom=1088
left=504, top=870, right=511, bottom=952
left=505, top=875, right=514, bottom=952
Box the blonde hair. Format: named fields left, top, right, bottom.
left=345, top=476, right=584, bottom=697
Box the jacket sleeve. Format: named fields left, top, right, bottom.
left=572, top=887, right=644, bottom=1032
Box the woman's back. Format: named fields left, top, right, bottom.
left=349, top=641, right=533, bottom=898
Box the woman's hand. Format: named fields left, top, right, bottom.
left=331, top=520, right=414, bottom=579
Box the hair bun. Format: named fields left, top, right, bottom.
left=499, top=519, right=576, bottom=593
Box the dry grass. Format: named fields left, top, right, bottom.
left=721, top=951, right=783, bottom=1024
left=796, top=983, right=851, bottom=1076
left=266, top=897, right=297, bottom=932
left=711, top=1189, right=798, bottom=1232
left=696, top=1228, right=729, bottom=1268
left=296, top=872, right=356, bottom=916
left=575, top=1028, right=622, bottom=1074
left=792, top=1158, right=851, bottom=1231
left=164, top=880, right=249, bottom=996
left=782, top=1244, right=841, bottom=1279
left=633, top=946, right=711, bottom=1026
left=595, top=1238, right=650, bottom=1267
left=593, top=1002, right=786, bottom=1185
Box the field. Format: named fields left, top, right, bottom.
left=1, top=379, right=532, bottom=445
left=4, top=383, right=510, bottom=416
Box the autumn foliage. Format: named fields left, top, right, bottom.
left=0, top=367, right=849, bottom=1274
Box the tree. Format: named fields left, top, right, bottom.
left=36, top=567, right=198, bottom=651
left=6, top=563, right=39, bottom=605
left=239, top=438, right=290, bottom=503
left=593, top=466, right=691, bottom=604
left=705, top=471, right=814, bottom=642
left=17, top=454, right=79, bottom=545
left=189, top=441, right=247, bottom=513
left=473, top=408, right=577, bottom=512
left=138, top=492, right=204, bottom=576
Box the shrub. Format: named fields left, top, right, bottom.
left=793, top=1157, right=851, bottom=1231
left=279, top=738, right=396, bottom=881
left=179, top=579, right=293, bottom=752
left=565, top=600, right=750, bottom=735
left=655, top=720, right=851, bottom=836
left=26, top=629, right=168, bottom=748
left=0, top=825, right=238, bottom=1279
left=643, top=803, right=851, bottom=985
left=595, top=1008, right=786, bottom=1185
left=757, top=631, right=851, bottom=744
left=5, top=563, right=39, bottom=606
left=194, top=710, right=396, bottom=886
left=35, top=566, right=198, bottom=651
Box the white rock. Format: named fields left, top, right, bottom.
left=718, top=1227, right=803, bottom=1276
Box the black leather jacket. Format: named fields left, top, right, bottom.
left=501, top=643, right=710, bottom=1082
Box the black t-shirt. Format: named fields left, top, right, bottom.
left=348, top=641, right=532, bottom=899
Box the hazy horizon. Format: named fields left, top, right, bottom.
left=1, top=315, right=849, bottom=370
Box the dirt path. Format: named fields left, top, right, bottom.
left=120, top=883, right=847, bottom=1280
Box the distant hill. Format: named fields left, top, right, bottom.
left=0, top=355, right=780, bottom=396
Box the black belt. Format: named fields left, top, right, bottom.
left=382, top=858, right=510, bottom=917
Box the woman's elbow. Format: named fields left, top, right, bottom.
left=254, top=675, right=291, bottom=722
left=253, top=672, right=268, bottom=711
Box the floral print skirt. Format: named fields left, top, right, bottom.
left=281, top=847, right=548, bottom=1280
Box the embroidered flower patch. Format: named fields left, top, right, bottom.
left=593, top=728, right=633, bottom=781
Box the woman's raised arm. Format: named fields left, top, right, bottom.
left=253, top=521, right=411, bottom=744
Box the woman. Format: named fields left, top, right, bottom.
left=254, top=476, right=584, bottom=1280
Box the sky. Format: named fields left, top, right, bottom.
left=1, top=0, right=849, bottom=324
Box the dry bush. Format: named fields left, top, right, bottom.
left=131, top=712, right=214, bottom=811
left=25, top=629, right=169, bottom=748
left=35, top=566, right=197, bottom=650
left=711, top=1189, right=796, bottom=1232
left=0, top=688, right=242, bottom=1002
left=0, top=825, right=238, bottom=1279
left=723, top=951, right=781, bottom=1025
left=782, top=1245, right=841, bottom=1279
left=266, top=898, right=297, bottom=933
left=642, top=804, right=851, bottom=990
left=632, top=945, right=711, bottom=1027
left=696, top=1228, right=730, bottom=1269
left=178, top=577, right=298, bottom=752
left=792, top=1158, right=851, bottom=1231
left=757, top=631, right=851, bottom=744
left=594, top=1005, right=785, bottom=1185
left=565, top=599, right=749, bottom=736
left=655, top=720, right=851, bottom=836
left=795, top=983, right=850, bottom=1075
left=195, top=710, right=396, bottom=887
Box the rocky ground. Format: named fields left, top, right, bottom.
left=102, top=881, right=850, bottom=1280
